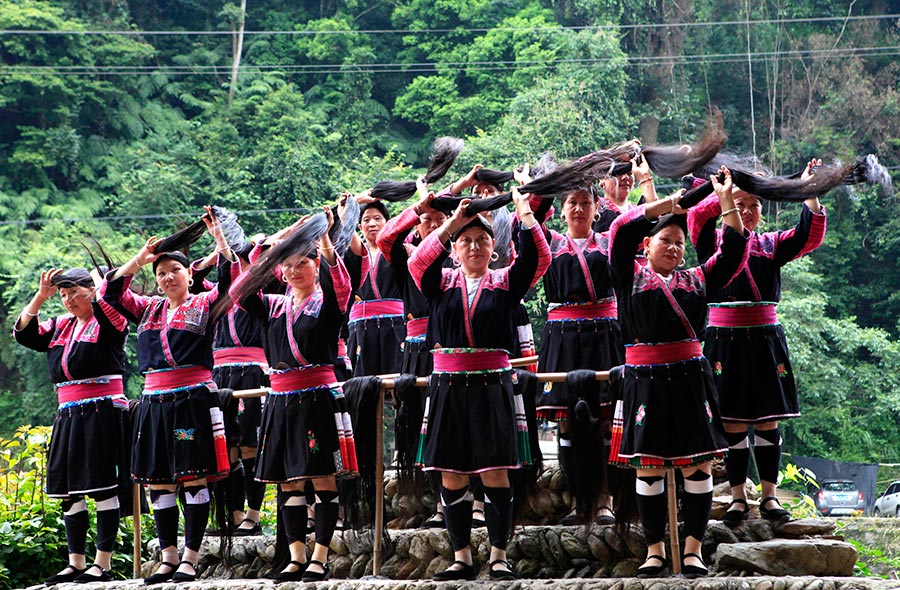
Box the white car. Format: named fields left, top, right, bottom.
left=873, top=481, right=900, bottom=517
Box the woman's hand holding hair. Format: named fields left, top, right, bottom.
left=37, top=269, right=62, bottom=302
left=110, top=236, right=161, bottom=282
left=319, top=206, right=338, bottom=265
left=631, top=153, right=651, bottom=184
left=204, top=206, right=235, bottom=261
left=801, top=158, right=824, bottom=212
left=711, top=166, right=743, bottom=233
left=354, top=188, right=376, bottom=205
left=437, top=198, right=474, bottom=243
left=513, top=163, right=531, bottom=186
left=16, top=269, right=62, bottom=329
left=415, top=177, right=436, bottom=215
left=449, top=164, right=483, bottom=194
left=512, top=186, right=537, bottom=229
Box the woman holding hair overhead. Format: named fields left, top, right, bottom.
left=608, top=166, right=748, bottom=578
left=687, top=159, right=826, bottom=527
left=344, top=199, right=406, bottom=377
left=14, top=267, right=129, bottom=583
left=230, top=207, right=358, bottom=582
left=409, top=182, right=551, bottom=581
left=101, top=208, right=235, bottom=584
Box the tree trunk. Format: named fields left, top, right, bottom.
left=228, top=0, right=248, bottom=106
left=639, top=115, right=660, bottom=146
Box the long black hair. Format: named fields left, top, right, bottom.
left=370, top=136, right=465, bottom=201
left=230, top=214, right=329, bottom=304
left=328, top=196, right=361, bottom=256
left=518, top=108, right=727, bottom=196
left=694, top=154, right=886, bottom=202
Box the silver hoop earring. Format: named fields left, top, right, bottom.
left=490, top=251, right=499, bottom=262
left=188, top=278, right=194, bottom=287
left=452, top=258, right=461, bottom=268
left=157, top=287, right=164, bottom=295
left=593, top=213, right=601, bottom=222
left=678, top=259, right=686, bottom=268
left=281, top=272, right=288, bottom=282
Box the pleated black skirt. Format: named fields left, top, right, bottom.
left=132, top=385, right=221, bottom=484
left=47, top=398, right=131, bottom=498
left=703, top=324, right=799, bottom=423
left=536, top=317, right=623, bottom=418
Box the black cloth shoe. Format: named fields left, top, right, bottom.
left=636, top=554, right=669, bottom=578
left=759, top=496, right=790, bottom=523
left=273, top=560, right=307, bottom=581
left=301, top=560, right=330, bottom=582
left=419, top=512, right=445, bottom=529
left=595, top=507, right=616, bottom=526
left=471, top=508, right=486, bottom=528
left=144, top=562, right=178, bottom=585
left=45, top=565, right=87, bottom=584
left=432, top=560, right=476, bottom=581
left=233, top=517, right=262, bottom=536
left=558, top=511, right=578, bottom=526
left=489, top=559, right=519, bottom=580
left=723, top=498, right=750, bottom=528
left=682, top=552, right=709, bottom=578
left=74, top=564, right=113, bottom=583
left=171, top=561, right=197, bottom=583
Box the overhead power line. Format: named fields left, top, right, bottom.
left=0, top=207, right=315, bottom=227
left=1, top=13, right=898, bottom=36
left=1, top=43, right=897, bottom=77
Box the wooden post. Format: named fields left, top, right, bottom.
left=666, top=469, right=681, bottom=575
left=132, top=483, right=142, bottom=579
left=373, top=385, right=385, bottom=576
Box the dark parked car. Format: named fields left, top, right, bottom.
left=816, top=479, right=865, bottom=517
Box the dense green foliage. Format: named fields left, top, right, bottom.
left=0, top=1, right=897, bottom=465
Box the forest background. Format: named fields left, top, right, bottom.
left=0, top=0, right=899, bottom=467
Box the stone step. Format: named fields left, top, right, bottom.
left=19, top=576, right=900, bottom=590
left=383, top=462, right=748, bottom=528
left=139, top=519, right=854, bottom=581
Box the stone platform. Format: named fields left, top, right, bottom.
left=138, top=518, right=857, bottom=581
left=20, top=576, right=900, bottom=590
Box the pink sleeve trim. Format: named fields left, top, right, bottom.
left=687, top=195, right=721, bottom=246
left=377, top=206, right=420, bottom=264
left=410, top=232, right=449, bottom=291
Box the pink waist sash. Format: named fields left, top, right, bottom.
left=548, top=300, right=617, bottom=321
left=56, top=376, right=124, bottom=405
left=269, top=365, right=337, bottom=393
left=144, top=366, right=213, bottom=393
left=349, top=299, right=405, bottom=322
left=406, top=317, right=429, bottom=339
left=337, top=338, right=348, bottom=358
left=432, top=348, right=511, bottom=373
left=708, top=303, right=778, bottom=327
left=625, top=340, right=703, bottom=365
left=213, top=346, right=268, bottom=366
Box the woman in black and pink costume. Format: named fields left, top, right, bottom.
left=14, top=267, right=129, bottom=583
left=409, top=185, right=550, bottom=581
left=230, top=208, right=358, bottom=582
left=608, top=167, right=747, bottom=578
left=343, top=199, right=406, bottom=376
left=536, top=155, right=659, bottom=525
left=376, top=178, right=447, bottom=377
left=192, top=243, right=269, bottom=537
left=535, top=183, right=622, bottom=524
left=687, top=159, right=826, bottom=528
left=101, top=209, right=235, bottom=584
left=593, top=141, right=659, bottom=233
